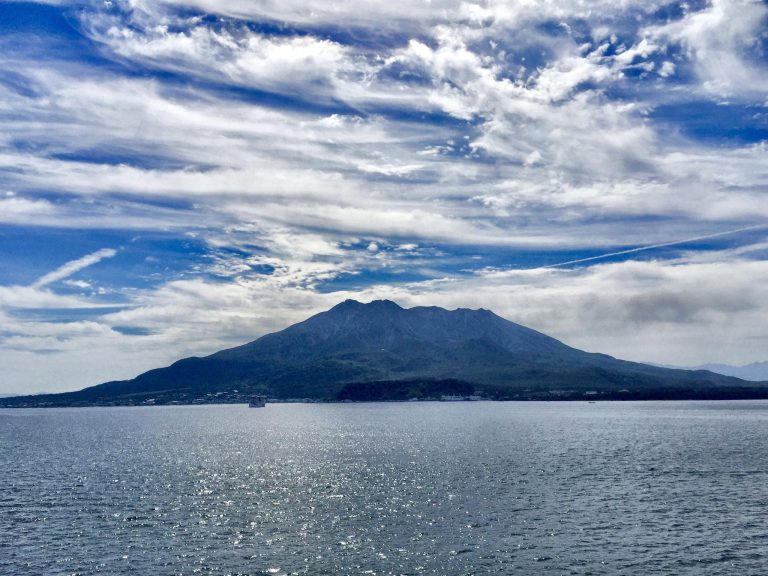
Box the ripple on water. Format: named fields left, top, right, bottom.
left=1, top=401, right=768, bottom=575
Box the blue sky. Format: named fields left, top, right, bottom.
left=1, top=0, right=767, bottom=393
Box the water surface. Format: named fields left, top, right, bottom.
left=2, top=401, right=767, bottom=575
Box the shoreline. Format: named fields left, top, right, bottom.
left=4, top=391, right=768, bottom=409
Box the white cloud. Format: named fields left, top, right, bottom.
left=644, top=0, right=768, bottom=99
left=125, top=0, right=461, bottom=31
left=95, top=22, right=355, bottom=102
left=63, top=279, right=92, bottom=289
left=658, top=60, right=675, bottom=78
left=390, top=255, right=768, bottom=367
left=0, top=195, right=56, bottom=222
left=1, top=4, right=764, bottom=250
left=31, top=248, right=118, bottom=289
left=0, top=285, right=105, bottom=309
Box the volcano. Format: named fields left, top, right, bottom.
left=4, top=299, right=767, bottom=406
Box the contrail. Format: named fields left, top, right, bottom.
left=541, top=224, right=767, bottom=269
left=31, top=248, right=118, bottom=289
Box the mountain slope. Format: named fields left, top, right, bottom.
left=3, top=299, right=767, bottom=406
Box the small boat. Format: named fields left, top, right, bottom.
left=248, top=395, right=266, bottom=408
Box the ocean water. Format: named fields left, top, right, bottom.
left=1, top=401, right=767, bottom=575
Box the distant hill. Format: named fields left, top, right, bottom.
left=691, top=362, right=768, bottom=382
left=3, top=299, right=767, bottom=407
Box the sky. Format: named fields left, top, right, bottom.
left=1, top=0, right=767, bottom=395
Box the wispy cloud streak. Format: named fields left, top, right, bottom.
left=31, top=248, right=118, bottom=289
left=541, top=225, right=768, bottom=269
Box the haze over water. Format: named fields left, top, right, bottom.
left=2, top=402, right=767, bottom=575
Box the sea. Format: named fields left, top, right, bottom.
left=1, top=401, right=767, bottom=575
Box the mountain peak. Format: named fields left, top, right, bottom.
left=331, top=298, right=403, bottom=311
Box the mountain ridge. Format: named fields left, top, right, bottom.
left=690, top=362, right=768, bottom=382
left=3, top=299, right=767, bottom=406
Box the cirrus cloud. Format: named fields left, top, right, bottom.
left=0, top=0, right=766, bottom=393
